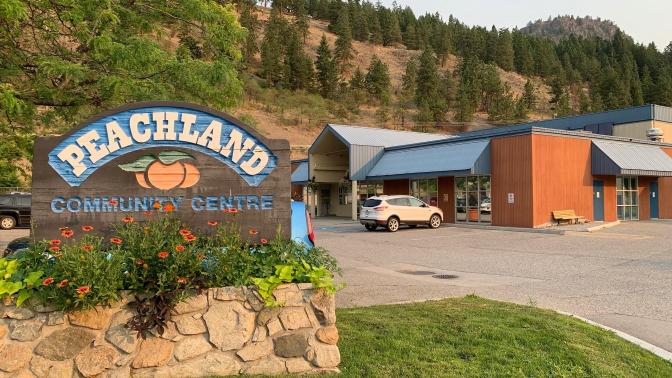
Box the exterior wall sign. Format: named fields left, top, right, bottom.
left=32, top=102, right=291, bottom=241
left=507, top=193, right=515, bottom=204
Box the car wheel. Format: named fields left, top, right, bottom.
left=365, top=224, right=377, bottom=231
left=386, top=217, right=400, bottom=232
left=429, top=214, right=441, bottom=229
left=0, top=216, right=17, bottom=230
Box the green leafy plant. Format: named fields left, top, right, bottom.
left=251, top=260, right=341, bottom=307
left=0, top=258, right=43, bottom=306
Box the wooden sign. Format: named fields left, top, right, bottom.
left=32, top=102, right=290, bottom=241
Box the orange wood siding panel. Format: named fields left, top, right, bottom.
left=491, top=135, right=534, bottom=227
left=660, top=148, right=672, bottom=219
left=637, top=176, right=653, bottom=220
left=384, top=179, right=409, bottom=195
left=438, top=176, right=455, bottom=223
left=531, top=134, right=594, bottom=226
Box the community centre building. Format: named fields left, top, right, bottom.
left=291, top=104, right=672, bottom=228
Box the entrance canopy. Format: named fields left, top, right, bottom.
left=366, top=139, right=491, bottom=180
left=291, top=161, right=309, bottom=184
left=591, top=139, right=672, bottom=176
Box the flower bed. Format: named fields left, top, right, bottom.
left=0, top=208, right=341, bottom=376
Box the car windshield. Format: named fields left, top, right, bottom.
left=363, top=199, right=382, bottom=208
left=0, top=197, right=12, bottom=206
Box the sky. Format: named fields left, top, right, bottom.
left=380, top=0, right=672, bottom=50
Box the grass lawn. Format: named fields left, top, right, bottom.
left=336, top=296, right=672, bottom=377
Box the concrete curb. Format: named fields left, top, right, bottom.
left=558, top=311, right=672, bottom=362
left=444, top=223, right=566, bottom=235
left=585, top=221, right=621, bottom=232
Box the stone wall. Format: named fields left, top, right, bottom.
left=0, top=284, right=340, bottom=377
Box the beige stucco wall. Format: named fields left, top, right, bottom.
left=612, top=120, right=672, bottom=142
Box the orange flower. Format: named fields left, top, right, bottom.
left=110, top=237, right=122, bottom=245
left=179, top=229, right=191, bottom=236
left=153, top=201, right=161, bottom=209
left=49, top=239, right=61, bottom=245
left=76, top=286, right=91, bottom=296
left=81, top=225, right=94, bottom=232
left=163, top=203, right=175, bottom=212
left=43, top=277, right=54, bottom=286
left=248, top=228, right=259, bottom=236
left=196, top=253, right=205, bottom=260
left=121, top=217, right=134, bottom=223
left=207, top=221, right=218, bottom=226
left=49, top=246, right=61, bottom=253
left=228, top=208, right=238, bottom=214
left=183, top=234, right=196, bottom=242
left=135, top=258, right=145, bottom=266
left=57, top=279, right=68, bottom=288
left=109, top=199, right=119, bottom=206
left=175, top=245, right=185, bottom=252
left=61, top=229, right=74, bottom=238
left=260, top=238, right=268, bottom=244
left=54, top=253, right=63, bottom=259
left=157, top=251, right=169, bottom=259
left=82, top=244, right=93, bottom=252
left=143, top=211, right=153, bottom=216
left=177, top=277, right=188, bottom=284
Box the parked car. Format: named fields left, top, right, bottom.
left=2, top=236, right=30, bottom=257
left=0, top=193, right=31, bottom=230
left=480, top=197, right=491, bottom=213
left=291, top=200, right=315, bottom=247
left=359, top=195, right=443, bottom=232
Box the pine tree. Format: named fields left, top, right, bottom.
left=284, top=27, right=314, bottom=90
left=484, top=26, right=498, bottom=64
left=260, top=8, right=288, bottom=86
left=315, top=35, right=338, bottom=98
left=522, top=80, right=536, bottom=110
left=496, top=28, right=514, bottom=71
left=334, top=7, right=354, bottom=72
left=402, top=59, right=418, bottom=99
left=579, top=91, right=591, bottom=113
left=455, top=56, right=481, bottom=122
left=240, top=3, right=259, bottom=67
left=369, top=9, right=383, bottom=44
left=349, top=67, right=367, bottom=102
left=365, top=55, right=391, bottom=104
left=415, top=49, right=439, bottom=107
left=293, top=0, right=310, bottom=41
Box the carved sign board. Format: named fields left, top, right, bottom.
left=32, top=102, right=290, bottom=241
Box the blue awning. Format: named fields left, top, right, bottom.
left=592, top=140, right=672, bottom=176
left=291, top=161, right=309, bottom=183
left=366, top=140, right=490, bottom=180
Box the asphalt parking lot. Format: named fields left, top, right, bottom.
left=314, top=218, right=672, bottom=353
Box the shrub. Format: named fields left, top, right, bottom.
left=0, top=257, right=43, bottom=306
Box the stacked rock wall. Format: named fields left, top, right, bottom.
left=0, top=284, right=339, bottom=377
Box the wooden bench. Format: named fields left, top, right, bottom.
left=552, top=210, right=586, bottom=225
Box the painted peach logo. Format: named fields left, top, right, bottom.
left=118, top=151, right=200, bottom=190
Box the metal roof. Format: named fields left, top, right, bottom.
left=591, top=140, right=672, bottom=177
left=324, top=124, right=451, bottom=148
left=366, top=139, right=491, bottom=180
left=290, top=161, right=309, bottom=183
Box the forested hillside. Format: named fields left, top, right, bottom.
left=521, top=16, right=621, bottom=42
left=1, top=0, right=672, bottom=186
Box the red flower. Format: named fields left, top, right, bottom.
left=207, top=221, right=218, bottom=226
left=135, top=258, right=145, bottom=266
left=49, top=239, right=61, bottom=245
left=157, top=251, right=169, bottom=259
left=81, top=225, right=94, bottom=232
left=82, top=244, right=93, bottom=252
left=57, top=279, right=68, bottom=288
left=121, top=217, right=134, bottom=223
left=248, top=228, right=259, bottom=236
left=228, top=208, right=238, bottom=214
left=49, top=246, right=61, bottom=253
left=43, top=277, right=54, bottom=286
left=110, top=237, right=122, bottom=245
left=163, top=203, right=175, bottom=212
left=183, top=234, right=196, bottom=242
left=175, top=245, right=185, bottom=252
left=179, top=229, right=191, bottom=236
left=143, top=211, right=153, bottom=216
left=61, top=229, right=74, bottom=238
left=260, top=238, right=268, bottom=244
left=177, top=277, right=188, bottom=284
left=153, top=201, right=161, bottom=209
left=109, top=199, right=119, bottom=206
left=76, top=286, right=91, bottom=296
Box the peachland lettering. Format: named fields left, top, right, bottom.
left=57, top=111, right=269, bottom=178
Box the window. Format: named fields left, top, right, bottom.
left=408, top=198, right=425, bottom=207
left=363, top=199, right=382, bottom=208
left=617, top=176, right=638, bottom=221
left=410, top=178, right=438, bottom=206
left=338, top=182, right=350, bottom=205
left=455, top=175, right=491, bottom=223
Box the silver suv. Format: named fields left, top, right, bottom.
left=359, top=195, right=443, bottom=232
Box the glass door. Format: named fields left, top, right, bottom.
left=616, top=176, right=639, bottom=221
left=455, top=176, right=491, bottom=223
